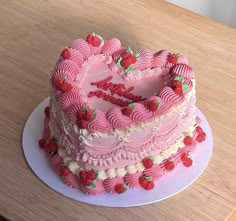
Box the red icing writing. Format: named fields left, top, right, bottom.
left=89, top=76, right=146, bottom=106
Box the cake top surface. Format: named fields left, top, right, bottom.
left=50, top=33, right=194, bottom=133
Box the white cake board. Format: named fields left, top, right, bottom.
left=22, top=97, right=213, bottom=207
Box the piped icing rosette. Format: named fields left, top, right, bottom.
left=133, top=49, right=153, bottom=70
left=70, top=39, right=90, bottom=59
left=101, top=38, right=121, bottom=56
left=50, top=153, right=63, bottom=175
left=103, top=177, right=124, bottom=194
left=124, top=172, right=143, bottom=189
left=61, top=172, right=80, bottom=189
left=56, top=60, right=80, bottom=77
left=80, top=180, right=105, bottom=195
left=159, top=86, right=184, bottom=104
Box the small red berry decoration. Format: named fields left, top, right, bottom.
left=44, top=138, right=58, bottom=155
left=196, top=126, right=203, bottom=134
left=164, top=161, right=175, bottom=171
left=196, top=131, right=206, bottom=143
left=139, top=176, right=155, bottom=190
left=168, top=53, right=181, bottom=64
left=142, top=156, right=154, bottom=169
left=171, top=80, right=183, bottom=96
left=117, top=47, right=139, bottom=73
left=79, top=169, right=98, bottom=188
left=77, top=107, right=97, bottom=129
left=44, top=106, right=50, bottom=117
left=86, top=32, right=103, bottom=47
left=60, top=48, right=70, bottom=59
left=121, top=106, right=133, bottom=116
left=60, top=166, right=71, bottom=176
left=181, top=152, right=193, bottom=167
left=183, top=136, right=193, bottom=146
left=147, top=100, right=160, bottom=112
left=38, top=138, right=46, bottom=148
left=54, top=76, right=73, bottom=93
left=115, top=183, right=128, bottom=194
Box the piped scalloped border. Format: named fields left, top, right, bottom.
left=50, top=33, right=194, bottom=133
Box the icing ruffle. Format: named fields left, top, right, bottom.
left=56, top=60, right=80, bottom=77
left=124, top=172, right=142, bottom=189
left=133, top=48, right=153, bottom=70
left=102, top=38, right=121, bottom=56
left=152, top=50, right=171, bottom=68
left=130, top=103, right=153, bottom=123
left=50, top=153, right=63, bottom=175
left=103, top=177, right=124, bottom=194
left=106, top=107, right=132, bottom=129
left=70, top=39, right=90, bottom=59
left=80, top=180, right=105, bottom=195
left=159, top=86, right=184, bottom=104
left=171, top=64, right=194, bottom=80
left=87, top=110, right=112, bottom=133
left=68, top=48, right=84, bottom=67
left=61, top=173, right=80, bottom=189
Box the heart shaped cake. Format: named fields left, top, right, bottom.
left=39, top=33, right=206, bottom=195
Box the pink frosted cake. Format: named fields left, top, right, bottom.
left=39, top=33, right=206, bottom=195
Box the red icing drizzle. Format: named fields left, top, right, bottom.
left=89, top=76, right=146, bottom=107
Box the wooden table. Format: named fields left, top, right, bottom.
left=0, top=0, right=235, bottom=220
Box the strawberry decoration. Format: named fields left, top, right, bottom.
left=171, top=76, right=188, bottom=96
left=77, top=107, right=97, bottom=129
left=142, top=156, right=155, bottom=169
left=54, top=76, right=73, bottom=93
left=164, top=161, right=175, bottom=171
left=168, top=53, right=181, bottom=64
left=121, top=103, right=135, bottom=116
left=44, top=106, right=50, bottom=117
left=86, top=32, right=104, bottom=47
left=117, top=47, right=139, bottom=73
left=183, top=135, right=193, bottom=146
left=181, top=152, right=193, bottom=167
left=38, top=138, right=46, bottom=149
left=139, top=176, right=155, bottom=190
left=146, top=100, right=160, bottom=112
left=60, top=166, right=71, bottom=176
left=115, top=183, right=128, bottom=194
left=79, top=169, right=98, bottom=188
left=195, top=126, right=206, bottom=142
left=44, top=138, right=58, bottom=155
left=60, top=48, right=70, bottom=59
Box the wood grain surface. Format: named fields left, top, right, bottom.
left=0, top=0, right=235, bottom=220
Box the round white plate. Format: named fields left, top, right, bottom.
left=22, top=97, right=213, bottom=207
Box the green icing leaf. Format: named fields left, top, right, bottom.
left=183, top=84, right=188, bottom=92
left=174, top=76, right=184, bottom=82
left=144, top=176, right=152, bottom=182
left=86, top=180, right=96, bottom=189
left=92, top=32, right=96, bottom=36
left=82, top=106, right=87, bottom=111
left=176, top=52, right=182, bottom=57
left=135, top=52, right=140, bottom=58
left=127, top=47, right=133, bottom=54
left=62, top=75, right=67, bottom=82
left=125, top=65, right=134, bottom=73
left=124, top=184, right=129, bottom=191
left=50, top=152, right=55, bottom=157
left=148, top=155, right=155, bottom=161
left=93, top=169, right=99, bottom=178
left=92, top=109, right=97, bottom=121
left=188, top=153, right=193, bottom=160
left=128, top=103, right=135, bottom=109
left=185, top=133, right=191, bottom=137
left=116, top=57, right=122, bottom=68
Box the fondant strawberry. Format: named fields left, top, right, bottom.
left=196, top=131, right=206, bottom=143
left=168, top=53, right=181, bottom=64
left=79, top=170, right=87, bottom=185
left=77, top=119, right=88, bottom=129
left=79, top=170, right=98, bottom=187
left=86, top=170, right=97, bottom=180
left=122, top=52, right=131, bottom=59
left=121, top=106, right=133, bottom=116
left=129, top=54, right=137, bottom=64
left=183, top=136, right=193, bottom=146
left=144, top=181, right=155, bottom=190
left=121, top=59, right=132, bottom=69
left=147, top=100, right=159, bottom=112
left=139, top=176, right=149, bottom=188
left=60, top=166, right=71, bottom=176
left=84, top=111, right=94, bottom=121
left=196, top=126, right=203, bottom=134
left=171, top=80, right=183, bottom=96
left=60, top=48, right=70, bottom=59
left=44, top=106, right=50, bottom=117
left=142, top=157, right=154, bottom=169
left=164, top=161, right=175, bottom=171
left=38, top=138, right=46, bottom=148
left=86, top=33, right=102, bottom=47
left=60, top=82, right=73, bottom=92
left=115, top=183, right=128, bottom=194
left=45, top=138, right=58, bottom=154
left=181, top=152, right=193, bottom=167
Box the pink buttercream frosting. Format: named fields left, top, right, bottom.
left=101, top=38, right=121, bottom=56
